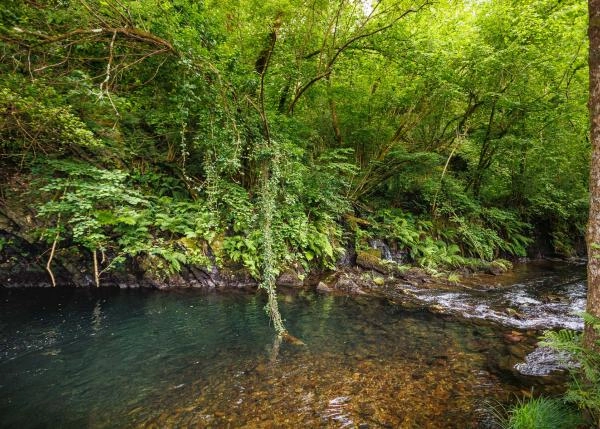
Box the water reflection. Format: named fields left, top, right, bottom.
left=91, top=300, right=102, bottom=333
left=0, top=263, right=585, bottom=428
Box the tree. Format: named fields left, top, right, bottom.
left=587, top=0, right=600, bottom=349
left=0, top=0, right=593, bottom=334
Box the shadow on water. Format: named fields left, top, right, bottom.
left=0, top=262, right=586, bottom=428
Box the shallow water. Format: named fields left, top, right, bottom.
left=0, top=262, right=586, bottom=428
left=396, top=261, right=587, bottom=330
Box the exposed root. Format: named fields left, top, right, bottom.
left=93, top=249, right=100, bottom=287
left=45, top=228, right=59, bottom=287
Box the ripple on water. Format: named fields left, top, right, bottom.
left=411, top=275, right=586, bottom=330
left=0, top=263, right=587, bottom=428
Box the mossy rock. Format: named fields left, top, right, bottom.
left=373, top=276, right=385, bottom=286
left=343, top=214, right=371, bottom=231
left=209, top=234, right=225, bottom=258
left=488, top=259, right=513, bottom=275
left=356, top=250, right=389, bottom=274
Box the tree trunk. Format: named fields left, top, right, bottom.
left=586, top=0, right=600, bottom=349
left=326, top=76, right=343, bottom=146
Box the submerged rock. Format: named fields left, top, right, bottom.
left=281, top=332, right=306, bottom=346
left=317, top=281, right=333, bottom=293
left=504, top=330, right=525, bottom=343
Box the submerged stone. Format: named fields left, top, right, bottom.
left=281, top=332, right=306, bottom=346
left=316, top=281, right=333, bottom=293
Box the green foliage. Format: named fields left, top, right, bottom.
left=0, top=76, right=104, bottom=168
left=211, top=142, right=350, bottom=279
left=369, top=209, right=421, bottom=250
left=0, top=0, right=591, bottom=299
left=35, top=161, right=215, bottom=278
left=366, top=207, right=529, bottom=269
left=503, top=396, right=583, bottom=429
left=413, top=238, right=464, bottom=270
left=223, top=233, right=261, bottom=278
left=541, top=314, right=600, bottom=426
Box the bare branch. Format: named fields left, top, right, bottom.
left=11, top=26, right=175, bottom=53
left=100, top=30, right=117, bottom=94
left=45, top=214, right=61, bottom=288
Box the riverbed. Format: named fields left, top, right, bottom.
left=0, top=261, right=586, bottom=428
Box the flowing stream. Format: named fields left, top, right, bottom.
left=0, top=261, right=586, bottom=428
left=393, top=261, right=587, bottom=330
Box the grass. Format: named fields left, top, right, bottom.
left=500, top=396, right=584, bottom=429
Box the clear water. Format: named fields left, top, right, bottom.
left=391, top=261, right=587, bottom=330
left=0, top=263, right=585, bottom=428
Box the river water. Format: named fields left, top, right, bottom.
left=0, top=261, right=586, bottom=428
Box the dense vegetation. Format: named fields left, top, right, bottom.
left=0, top=0, right=590, bottom=324
left=2, top=1, right=600, bottom=425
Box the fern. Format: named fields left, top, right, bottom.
left=541, top=313, right=600, bottom=426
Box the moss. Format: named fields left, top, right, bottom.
left=356, top=250, right=389, bottom=274
left=488, top=259, right=513, bottom=275
left=373, top=276, right=385, bottom=286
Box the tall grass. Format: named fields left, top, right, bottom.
left=502, top=396, right=583, bottom=429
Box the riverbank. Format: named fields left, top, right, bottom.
left=0, top=222, right=565, bottom=290
left=2, top=229, right=587, bottom=335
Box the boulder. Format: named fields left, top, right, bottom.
left=356, top=250, right=389, bottom=274
left=333, top=275, right=366, bottom=295
left=316, top=281, right=333, bottom=293
left=276, top=270, right=304, bottom=287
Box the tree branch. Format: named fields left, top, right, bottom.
left=286, top=1, right=430, bottom=114
left=9, top=26, right=175, bottom=53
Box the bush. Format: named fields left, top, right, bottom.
left=35, top=160, right=216, bottom=279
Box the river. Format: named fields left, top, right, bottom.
left=0, top=261, right=586, bottom=428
